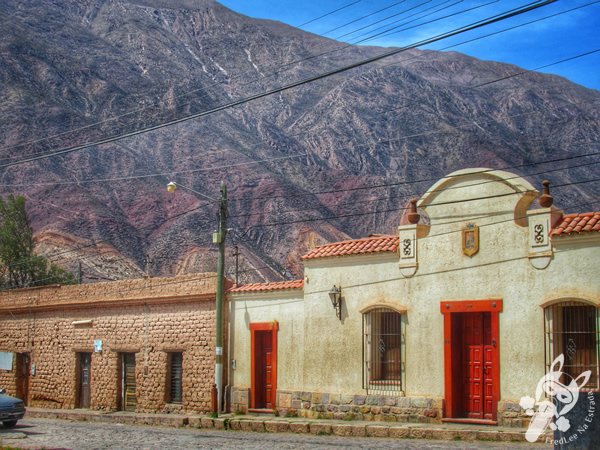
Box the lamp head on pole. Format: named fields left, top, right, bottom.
left=166, top=181, right=177, bottom=193
left=328, top=285, right=342, bottom=321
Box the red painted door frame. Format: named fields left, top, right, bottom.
left=440, top=299, right=502, bottom=422
left=250, top=322, right=279, bottom=410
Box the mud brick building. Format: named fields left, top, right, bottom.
left=0, top=273, right=225, bottom=414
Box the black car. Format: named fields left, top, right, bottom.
left=0, top=388, right=25, bottom=428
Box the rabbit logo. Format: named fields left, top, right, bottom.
left=519, top=354, right=591, bottom=442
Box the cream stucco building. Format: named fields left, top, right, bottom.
left=228, top=168, right=600, bottom=427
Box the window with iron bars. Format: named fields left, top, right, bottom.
left=544, top=301, right=600, bottom=390
left=363, top=308, right=404, bottom=394
left=167, top=352, right=183, bottom=404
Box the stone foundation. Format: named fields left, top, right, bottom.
left=231, top=387, right=249, bottom=414
left=232, top=389, right=535, bottom=428
left=230, top=387, right=442, bottom=423
left=497, top=400, right=532, bottom=428
left=277, top=391, right=442, bottom=423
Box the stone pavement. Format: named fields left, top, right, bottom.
left=24, top=408, right=550, bottom=445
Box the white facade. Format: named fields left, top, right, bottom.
left=229, top=169, right=599, bottom=426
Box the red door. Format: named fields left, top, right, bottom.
left=441, top=300, right=501, bottom=422
left=462, top=313, right=493, bottom=419
left=254, top=330, right=274, bottom=409
left=250, top=322, right=278, bottom=411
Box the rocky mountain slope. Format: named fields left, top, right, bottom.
left=1, top=0, right=598, bottom=283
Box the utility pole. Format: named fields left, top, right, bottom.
left=167, top=180, right=227, bottom=415
left=77, top=261, right=82, bottom=284
left=232, top=245, right=240, bottom=285
left=213, top=182, right=227, bottom=414
left=144, top=254, right=152, bottom=278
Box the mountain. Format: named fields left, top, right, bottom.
left=1, top=0, right=598, bottom=283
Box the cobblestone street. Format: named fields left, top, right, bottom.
left=1, top=418, right=550, bottom=449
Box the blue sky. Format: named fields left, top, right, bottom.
left=219, top=0, right=600, bottom=90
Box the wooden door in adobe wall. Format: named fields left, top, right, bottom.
left=250, top=322, right=278, bottom=411
left=441, top=300, right=501, bottom=423
left=461, top=312, right=494, bottom=420
left=77, top=352, right=92, bottom=408
left=120, top=353, right=137, bottom=412
left=15, top=353, right=30, bottom=406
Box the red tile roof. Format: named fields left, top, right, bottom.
left=551, top=212, right=600, bottom=236
left=228, top=279, right=304, bottom=293
left=302, top=234, right=398, bottom=260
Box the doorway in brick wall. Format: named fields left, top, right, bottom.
left=15, top=353, right=30, bottom=406
left=119, top=353, right=137, bottom=412
left=76, top=352, right=92, bottom=408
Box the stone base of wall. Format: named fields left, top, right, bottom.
left=276, top=391, right=442, bottom=423
left=231, top=387, right=249, bottom=414
left=232, top=389, right=530, bottom=428
left=497, top=400, right=532, bottom=428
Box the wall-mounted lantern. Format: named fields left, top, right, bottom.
left=329, top=285, right=342, bottom=321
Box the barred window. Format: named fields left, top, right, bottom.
left=544, top=302, right=599, bottom=390
left=167, top=352, right=183, bottom=404
left=363, top=308, right=404, bottom=394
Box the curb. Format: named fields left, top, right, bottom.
left=24, top=409, right=549, bottom=444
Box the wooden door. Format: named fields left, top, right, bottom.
left=120, top=353, right=137, bottom=411
left=461, top=312, right=493, bottom=420
left=15, top=353, right=30, bottom=405
left=77, top=353, right=92, bottom=408
left=254, top=330, right=274, bottom=409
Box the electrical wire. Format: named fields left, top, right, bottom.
left=229, top=158, right=600, bottom=220
left=242, top=177, right=600, bottom=230
left=0, top=0, right=556, bottom=169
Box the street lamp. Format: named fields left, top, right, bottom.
left=167, top=181, right=228, bottom=415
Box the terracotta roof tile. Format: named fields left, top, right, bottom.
left=302, top=234, right=399, bottom=260
left=228, top=279, right=304, bottom=294
left=551, top=212, right=600, bottom=237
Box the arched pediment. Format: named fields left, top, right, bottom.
left=417, top=168, right=538, bottom=226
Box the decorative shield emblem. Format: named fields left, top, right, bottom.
left=462, top=223, right=479, bottom=257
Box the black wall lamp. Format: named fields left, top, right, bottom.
left=329, top=285, right=342, bottom=320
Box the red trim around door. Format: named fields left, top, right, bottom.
left=440, top=299, right=502, bottom=422
left=250, top=322, right=279, bottom=410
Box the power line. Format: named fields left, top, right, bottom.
left=229, top=158, right=600, bottom=220
left=319, top=0, right=410, bottom=36
left=474, top=48, right=600, bottom=88
left=0, top=0, right=556, bottom=170
left=0, top=0, right=415, bottom=158
left=241, top=177, right=600, bottom=230
left=0, top=97, right=584, bottom=189
left=2, top=0, right=586, bottom=170
left=2, top=0, right=592, bottom=165
left=296, top=0, right=363, bottom=28
left=229, top=149, right=600, bottom=203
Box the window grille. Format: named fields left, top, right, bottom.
left=168, top=352, right=183, bottom=404
left=363, top=308, right=403, bottom=394
left=544, top=302, right=599, bottom=390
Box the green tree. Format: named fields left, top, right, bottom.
left=0, top=195, right=75, bottom=289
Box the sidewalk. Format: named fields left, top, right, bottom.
left=24, top=408, right=550, bottom=444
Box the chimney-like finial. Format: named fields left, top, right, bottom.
left=539, top=180, right=553, bottom=208
left=407, top=198, right=420, bottom=224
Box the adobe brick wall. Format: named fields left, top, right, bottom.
left=0, top=274, right=227, bottom=414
